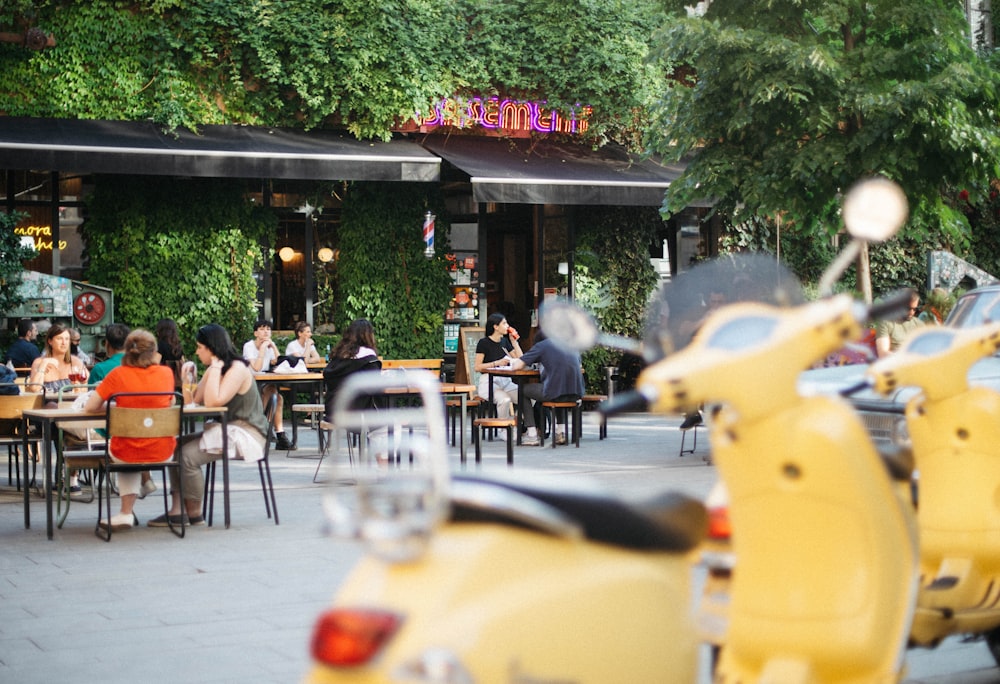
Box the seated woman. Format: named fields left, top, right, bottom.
left=474, top=313, right=524, bottom=434
left=323, top=319, right=382, bottom=418
left=149, top=323, right=269, bottom=527
left=27, top=323, right=89, bottom=400
left=84, top=329, right=176, bottom=531
left=29, top=324, right=91, bottom=493
left=286, top=321, right=323, bottom=365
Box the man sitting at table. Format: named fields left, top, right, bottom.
left=507, top=331, right=585, bottom=446
left=89, top=323, right=129, bottom=384
left=5, top=318, right=41, bottom=369
left=242, top=320, right=293, bottom=450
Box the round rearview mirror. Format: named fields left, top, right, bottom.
left=539, top=299, right=600, bottom=353
left=842, top=177, right=908, bottom=243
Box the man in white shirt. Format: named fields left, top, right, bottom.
left=243, top=320, right=293, bottom=450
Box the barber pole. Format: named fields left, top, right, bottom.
left=423, top=211, right=435, bottom=258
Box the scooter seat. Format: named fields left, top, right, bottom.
left=451, top=474, right=708, bottom=552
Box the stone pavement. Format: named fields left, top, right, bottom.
left=0, top=411, right=996, bottom=683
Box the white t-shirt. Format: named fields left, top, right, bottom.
left=243, top=339, right=276, bottom=371
left=286, top=339, right=309, bottom=357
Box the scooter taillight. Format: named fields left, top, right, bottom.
left=310, top=608, right=402, bottom=667
left=707, top=505, right=731, bottom=540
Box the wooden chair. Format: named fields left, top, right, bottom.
left=62, top=392, right=185, bottom=541
left=203, top=391, right=280, bottom=525
left=0, top=391, right=43, bottom=492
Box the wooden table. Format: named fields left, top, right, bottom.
left=485, top=367, right=541, bottom=445
left=21, top=404, right=227, bottom=539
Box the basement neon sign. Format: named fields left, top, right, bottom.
left=418, top=97, right=592, bottom=135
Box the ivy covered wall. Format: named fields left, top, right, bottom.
left=574, top=206, right=661, bottom=393
left=81, top=176, right=275, bottom=352
left=0, top=1, right=667, bottom=147
left=336, top=182, right=452, bottom=359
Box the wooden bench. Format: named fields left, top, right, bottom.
left=473, top=417, right=515, bottom=466
left=540, top=400, right=581, bottom=448
left=581, top=394, right=608, bottom=440
left=381, top=358, right=443, bottom=376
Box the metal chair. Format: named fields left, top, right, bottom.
left=203, top=391, right=280, bottom=525
left=61, top=392, right=185, bottom=541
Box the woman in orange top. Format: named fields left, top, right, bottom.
left=85, top=329, right=176, bottom=531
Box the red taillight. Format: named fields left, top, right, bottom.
left=707, top=506, right=731, bottom=540
left=310, top=608, right=403, bottom=667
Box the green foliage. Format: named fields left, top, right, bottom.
left=81, top=177, right=275, bottom=353
left=573, top=206, right=661, bottom=392
left=647, top=0, right=1000, bottom=259
left=0, top=210, right=38, bottom=316
left=336, top=182, right=452, bottom=359
left=0, top=1, right=668, bottom=146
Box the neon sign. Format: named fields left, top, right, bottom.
left=14, top=225, right=67, bottom=251
left=418, top=97, right=592, bottom=135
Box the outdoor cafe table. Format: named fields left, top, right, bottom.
left=485, top=367, right=541, bottom=446
left=21, top=404, right=227, bottom=540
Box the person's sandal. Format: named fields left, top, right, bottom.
left=147, top=513, right=189, bottom=527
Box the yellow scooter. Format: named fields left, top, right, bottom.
left=867, top=321, right=1000, bottom=658
left=636, top=292, right=920, bottom=683
left=306, top=370, right=708, bottom=683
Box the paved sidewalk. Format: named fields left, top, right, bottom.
left=0, top=411, right=996, bottom=682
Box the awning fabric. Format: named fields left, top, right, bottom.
left=421, top=135, right=685, bottom=206
left=0, top=117, right=440, bottom=182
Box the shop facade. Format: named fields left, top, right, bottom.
left=1, top=115, right=710, bottom=362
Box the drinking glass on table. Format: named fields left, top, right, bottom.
left=181, top=363, right=198, bottom=405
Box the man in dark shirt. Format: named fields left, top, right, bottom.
left=4, top=319, right=40, bottom=368
left=509, top=334, right=585, bottom=446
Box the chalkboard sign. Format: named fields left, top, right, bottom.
left=455, top=326, right=484, bottom=386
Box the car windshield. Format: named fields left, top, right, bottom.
left=946, top=290, right=1000, bottom=328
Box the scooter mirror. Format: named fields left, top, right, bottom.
left=842, top=177, right=908, bottom=243
left=539, top=299, right=600, bottom=352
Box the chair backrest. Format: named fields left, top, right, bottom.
left=106, top=392, right=183, bottom=439
left=0, top=392, right=43, bottom=419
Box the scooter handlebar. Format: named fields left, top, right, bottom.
left=869, top=288, right=915, bottom=322
left=599, top=390, right=649, bottom=416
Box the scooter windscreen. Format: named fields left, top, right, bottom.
left=642, top=252, right=805, bottom=363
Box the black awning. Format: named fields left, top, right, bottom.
left=0, top=117, right=440, bottom=182
left=421, top=135, right=685, bottom=206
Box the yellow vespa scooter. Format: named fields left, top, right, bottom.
left=306, top=370, right=708, bottom=683
left=867, top=321, right=1000, bottom=657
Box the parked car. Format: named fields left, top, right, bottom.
left=798, top=283, right=1000, bottom=449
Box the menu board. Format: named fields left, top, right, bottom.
left=455, top=326, right=484, bottom=385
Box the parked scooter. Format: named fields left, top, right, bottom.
left=866, top=319, right=1000, bottom=662
left=307, top=370, right=708, bottom=683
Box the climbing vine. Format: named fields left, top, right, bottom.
left=336, top=182, right=452, bottom=358
left=574, top=206, right=661, bottom=392
left=81, top=176, right=275, bottom=352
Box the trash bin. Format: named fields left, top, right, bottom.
left=604, top=366, right=619, bottom=399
